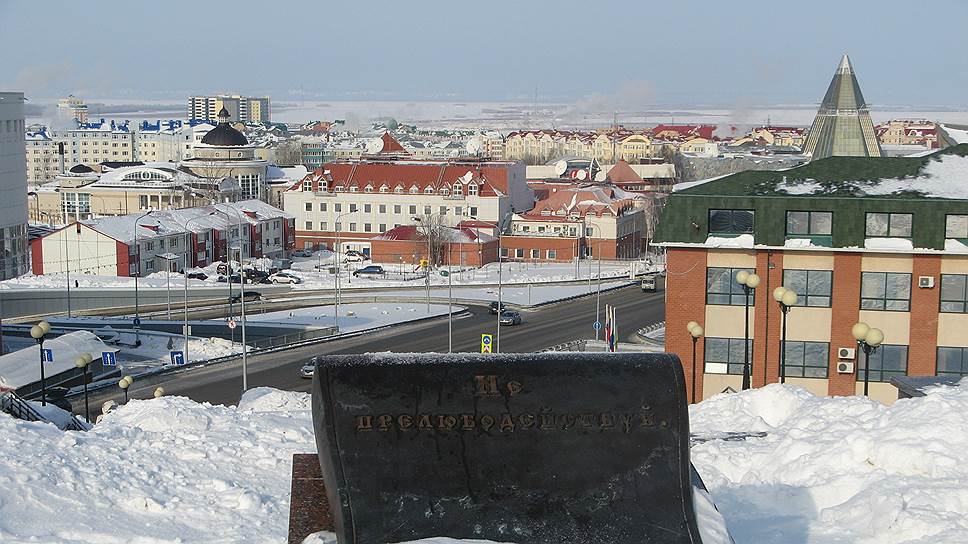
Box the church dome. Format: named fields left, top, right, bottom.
left=201, top=107, right=248, bottom=147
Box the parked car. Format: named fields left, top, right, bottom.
left=499, top=310, right=522, bottom=326
left=344, top=250, right=368, bottom=263
left=229, top=290, right=262, bottom=304
left=186, top=272, right=208, bottom=281
left=292, top=249, right=312, bottom=258
left=488, top=301, right=507, bottom=315
left=352, top=265, right=385, bottom=277
left=300, top=357, right=320, bottom=379
left=641, top=275, right=657, bottom=292
left=227, top=273, right=244, bottom=284
left=269, top=272, right=302, bottom=284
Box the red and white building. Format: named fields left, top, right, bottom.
left=30, top=200, right=294, bottom=276
left=284, top=132, right=533, bottom=256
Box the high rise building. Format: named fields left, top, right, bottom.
left=56, top=95, right=89, bottom=123
left=0, top=92, right=30, bottom=279
left=188, top=95, right=271, bottom=124
left=803, top=54, right=882, bottom=159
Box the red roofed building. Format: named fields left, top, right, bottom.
left=650, top=124, right=716, bottom=141
left=283, top=136, right=532, bottom=255
left=369, top=225, right=499, bottom=267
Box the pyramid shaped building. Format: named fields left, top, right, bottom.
left=802, top=54, right=882, bottom=159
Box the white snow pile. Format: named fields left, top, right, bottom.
left=702, top=234, right=755, bottom=249
left=691, top=382, right=968, bottom=543
left=777, top=179, right=824, bottom=195
left=5, top=383, right=968, bottom=542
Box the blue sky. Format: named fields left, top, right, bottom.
left=1, top=0, right=966, bottom=107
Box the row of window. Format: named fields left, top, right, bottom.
left=305, top=181, right=481, bottom=196
left=709, top=209, right=968, bottom=240
left=704, top=339, right=908, bottom=382
left=303, top=202, right=479, bottom=219
left=706, top=267, right=968, bottom=314
left=705, top=341, right=968, bottom=381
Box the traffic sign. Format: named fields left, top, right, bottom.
left=593, top=321, right=601, bottom=331
left=102, top=351, right=117, bottom=367
left=41, top=348, right=53, bottom=363
left=133, top=317, right=141, bottom=328
left=170, top=351, right=185, bottom=366
left=227, top=319, right=237, bottom=330
left=481, top=334, right=493, bottom=353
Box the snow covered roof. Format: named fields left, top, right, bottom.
left=0, top=330, right=116, bottom=389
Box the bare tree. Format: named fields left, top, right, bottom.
left=273, top=139, right=303, bottom=167
left=414, top=213, right=453, bottom=267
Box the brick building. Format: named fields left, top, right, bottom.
left=656, top=144, right=968, bottom=404
left=369, top=225, right=499, bottom=267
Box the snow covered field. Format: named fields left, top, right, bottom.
left=237, top=302, right=463, bottom=333
left=3, top=383, right=968, bottom=542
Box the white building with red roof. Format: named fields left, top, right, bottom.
left=283, top=132, right=532, bottom=256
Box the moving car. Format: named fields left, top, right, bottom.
left=488, top=301, right=506, bottom=315
left=300, top=357, right=319, bottom=379
left=292, top=249, right=312, bottom=258
left=269, top=272, right=302, bottom=284
left=186, top=272, right=208, bottom=281
left=499, top=310, right=522, bottom=326
left=229, top=291, right=262, bottom=304
left=641, top=275, right=657, bottom=292
left=352, top=265, right=385, bottom=277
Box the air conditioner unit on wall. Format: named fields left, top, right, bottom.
left=918, top=276, right=935, bottom=289
left=837, top=361, right=855, bottom=374
left=838, top=347, right=856, bottom=360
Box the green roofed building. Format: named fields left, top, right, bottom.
left=655, top=145, right=968, bottom=405
left=803, top=54, right=882, bottom=159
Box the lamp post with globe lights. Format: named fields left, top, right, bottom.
left=686, top=321, right=704, bottom=404
left=852, top=322, right=884, bottom=397
left=773, top=286, right=799, bottom=384
left=73, top=353, right=94, bottom=423
left=735, top=270, right=760, bottom=390
left=29, top=320, right=52, bottom=405
left=119, top=375, right=133, bottom=404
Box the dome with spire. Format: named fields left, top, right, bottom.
left=200, top=107, right=249, bottom=146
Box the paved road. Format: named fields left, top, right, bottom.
left=92, top=284, right=665, bottom=408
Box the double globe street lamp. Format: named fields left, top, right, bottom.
left=735, top=270, right=760, bottom=390
left=29, top=320, right=52, bottom=405
left=686, top=321, right=704, bottom=404
left=773, top=286, right=799, bottom=384
left=852, top=322, right=884, bottom=397
left=73, top=352, right=94, bottom=423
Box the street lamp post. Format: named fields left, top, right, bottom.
left=133, top=210, right=154, bottom=346
left=411, top=216, right=433, bottom=314
left=333, top=211, right=356, bottom=331
left=182, top=213, right=215, bottom=364
left=215, top=204, right=250, bottom=392
left=773, top=286, right=799, bottom=384
left=29, top=320, right=51, bottom=406
left=735, top=270, right=761, bottom=390
left=852, top=322, right=884, bottom=397
left=118, top=375, right=133, bottom=404
left=687, top=321, right=704, bottom=404
left=594, top=238, right=603, bottom=341
left=73, top=352, right=94, bottom=423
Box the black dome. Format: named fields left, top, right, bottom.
left=201, top=123, right=248, bottom=146
left=69, top=164, right=94, bottom=173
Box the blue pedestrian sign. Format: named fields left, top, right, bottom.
left=41, top=348, right=53, bottom=363
left=593, top=321, right=602, bottom=331
left=102, top=351, right=117, bottom=367
left=170, top=351, right=185, bottom=366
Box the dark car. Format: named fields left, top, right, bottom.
left=186, top=272, right=208, bottom=281
left=227, top=273, right=244, bottom=283
left=499, top=310, right=522, bottom=326
left=229, top=291, right=262, bottom=304
left=246, top=269, right=270, bottom=283
left=488, top=301, right=507, bottom=315
left=352, top=265, right=385, bottom=277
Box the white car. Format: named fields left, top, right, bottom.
left=269, top=272, right=302, bottom=284
left=343, top=251, right=367, bottom=263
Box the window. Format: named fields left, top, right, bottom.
left=320, top=203, right=327, bottom=212
left=547, top=249, right=557, bottom=259
left=860, top=345, right=908, bottom=382
left=305, top=221, right=313, bottom=230
left=305, top=203, right=312, bottom=212
left=469, top=207, right=478, bottom=217
left=453, top=182, right=463, bottom=196
left=439, top=206, right=447, bottom=216
left=364, top=185, right=373, bottom=193
left=782, top=270, right=832, bottom=307
left=349, top=222, right=357, bottom=232
left=349, top=186, right=358, bottom=193
left=500, top=248, right=508, bottom=258
left=708, top=209, right=754, bottom=235
left=335, top=222, right=342, bottom=231
left=424, top=206, right=432, bottom=215
left=379, top=224, right=386, bottom=232
left=945, top=215, right=968, bottom=239
left=938, top=347, right=968, bottom=376
left=706, top=267, right=755, bottom=305
left=861, top=272, right=911, bottom=311
left=468, top=183, right=479, bottom=197
left=704, top=337, right=753, bottom=375
left=349, top=204, right=357, bottom=212
left=379, top=185, right=388, bottom=193
left=940, top=275, right=968, bottom=313
left=302, top=182, right=312, bottom=192
left=786, top=211, right=832, bottom=236
left=425, top=186, right=435, bottom=194
left=455, top=206, right=462, bottom=217
left=515, top=248, right=524, bottom=258
left=394, top=186, right=403, bottom=194
left=782, top=341, right=829, bottom=378
left=409, top=205, right=416, bottom=215
left=379, top=205, right=386, bottom=214
left=531, top=249, right=540, bottom=259
left=320, top=222, right=327, bottom=231
left=394, top=205, right=401, bottom=214
left=865, top=212, right=912, bottom=238
left=364, top=204, right=371, bottom=213
left=364, top=223, right=372, bottom=232
left=409, top=185, right=419, bottom=194
left=334, top=204, right=341, bottom=213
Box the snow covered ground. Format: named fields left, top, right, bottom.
left=235, top=302, right=464, bottom=334
left=3, top=383, right=968, bottom=542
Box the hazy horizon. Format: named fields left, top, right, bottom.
left=2, top=0, right=967, bottom=110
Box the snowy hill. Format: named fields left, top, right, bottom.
left=2, top=383, right=968, bottom=542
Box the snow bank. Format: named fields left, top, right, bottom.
left=691, top=383, right=968, bottom=543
